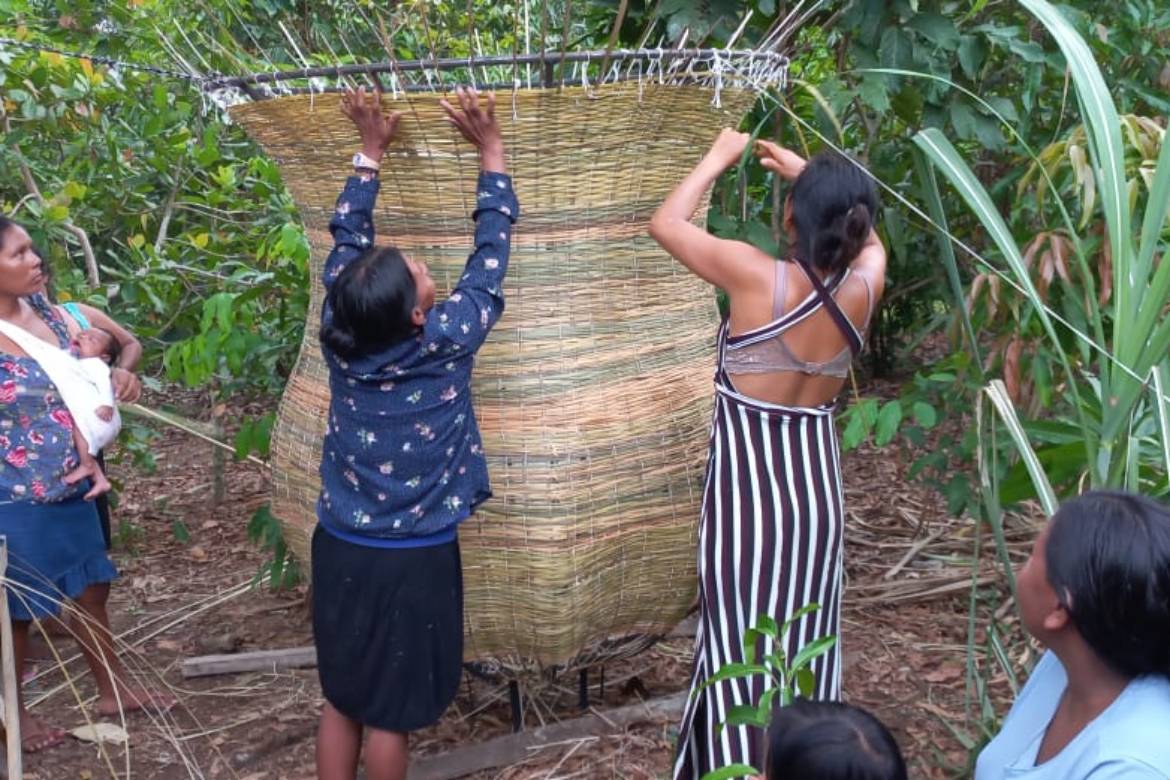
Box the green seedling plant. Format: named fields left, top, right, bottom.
left=698, top=604, right=838, bottom=780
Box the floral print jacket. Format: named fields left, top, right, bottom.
left=0, top=295, right=84, bottom=503
left=317, top=172, right=518, bottom=544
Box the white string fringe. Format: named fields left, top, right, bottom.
left=200, top=49, right=790, bottom=108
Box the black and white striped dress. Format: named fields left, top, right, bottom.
left=673, top=285, right=850, bottom=779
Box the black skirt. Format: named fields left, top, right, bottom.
left=311, top=525, right=464, bottom=732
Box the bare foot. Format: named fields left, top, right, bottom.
left=16, top=711, right=66, bottom=753
left=85, top=468, right=111, bottom=501
left=96, top=684, right=176, bottom=718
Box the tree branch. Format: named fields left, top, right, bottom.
left=153, top=167, right=184, bottom=254
left=2, top=111, right=101, bottom=287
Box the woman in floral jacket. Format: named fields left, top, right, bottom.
left=0, top=216, right=169, bottom=754
left=312, top=86, right=516, bottom=780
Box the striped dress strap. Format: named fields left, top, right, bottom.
left=716, top=269, right=851, bottom=390
left=723, top=269, right=851, bottom=351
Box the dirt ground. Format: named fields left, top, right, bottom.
left=14, top=386, right=1030, bottom=780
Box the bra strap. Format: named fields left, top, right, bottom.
left=792, top=256, right=864, bottom=355
left=771, top=261, right=789, bottom=320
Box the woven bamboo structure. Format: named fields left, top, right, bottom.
left=225, top=53, right=781, bottom=669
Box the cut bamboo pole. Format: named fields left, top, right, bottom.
left=0, top=537, right=23, bottom=779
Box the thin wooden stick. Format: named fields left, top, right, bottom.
left=557, top=0, right=573, bottom=86
left=123, top=402, right=269, bottom=468
left=599, top=0, right=631, bottom=79
left=0, top=537, right=23, bottom=780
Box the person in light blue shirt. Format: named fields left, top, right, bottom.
left=976, top=490, right=1170, bottom=779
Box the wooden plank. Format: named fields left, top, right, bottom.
left=182, top=615, right=696, bottom=681
left=180, top=646, right=317, bottom=678
left=407, top=691, right=687, bottom=780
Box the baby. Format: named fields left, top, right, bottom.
left=70, top=327, right=120, bottom=425
left=67, top=327, right=123, bottom=496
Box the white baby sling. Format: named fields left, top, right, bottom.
left=0, top=317, right=121, bottom=454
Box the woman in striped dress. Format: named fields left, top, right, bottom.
left=649, top=130, right=886, bottom=778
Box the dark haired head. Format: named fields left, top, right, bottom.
left=766, top=699, right=907, bottom=780
left=0, top=216, right=46, bottom=297
left=1044, top=490, right=1170, bottom=679
left=788, top=153, right=878, bottom=274
left=0, top=216, right=15, bottom=249
left=319, top=247, right=419, bottom=358
left=93, top=327, right=121, bottom=366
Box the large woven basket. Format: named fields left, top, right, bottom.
left=230, top=79, right=759, bottom=669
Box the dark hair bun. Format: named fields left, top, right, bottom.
left=319, top=321, right=359, bottom=356
left=845, top=203, right=870, bottom=241
left=319, top=246, right=418, bottom=359
left=790, top=152, right=878, bottom=274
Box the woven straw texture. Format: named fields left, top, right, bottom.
left=229, top=82, right=757, bottom=668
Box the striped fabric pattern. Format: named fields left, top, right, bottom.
left=673, top=304, right=848, bottom=779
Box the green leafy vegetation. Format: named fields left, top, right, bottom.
left=3, top=0, right=1169, bottom=767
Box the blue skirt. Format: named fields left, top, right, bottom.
left=0, top=500, right=118, bottom=621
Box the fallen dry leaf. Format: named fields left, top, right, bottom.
left=923, top=664, right=965, bottom=684
left=70, top=722, right=129, bottom=745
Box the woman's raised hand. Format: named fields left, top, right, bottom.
left=340, top=87, right=402, bottom=160
left=704, top=128, right=753, bottom=171
left=754, top=139, right=807, bottom=182
left=440, top=87, right=506, bottom=173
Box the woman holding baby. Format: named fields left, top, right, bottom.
left=0, top=216, right=170, bottom=754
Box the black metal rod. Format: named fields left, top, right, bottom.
left=509, top=680, right=523, bottom=733
left=204, top=47, right=788, bottom=91
left=222, top=75, right=733, bottom=98
left=578, top=668, right=589, bottom=710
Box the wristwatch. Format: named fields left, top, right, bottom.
left=352, top=152, right=381, bottom=172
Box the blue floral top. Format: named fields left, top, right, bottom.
left=0, top=295, right=85, bottom=503
left=317, top=171, right=518, bottom=546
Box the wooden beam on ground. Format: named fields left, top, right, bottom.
left=181, top=616, right=697, bottom=681
left=406, top=691, right=687, bottom=780
left=181, top=646, right=316, bottom=679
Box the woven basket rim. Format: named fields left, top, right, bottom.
left=206, top=47, right=788, bottom=94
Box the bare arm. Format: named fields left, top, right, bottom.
left=648, top=129, right=773, bottom=294
left=851, top=231, right=887, bottom=300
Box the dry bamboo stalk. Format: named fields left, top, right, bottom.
left=0, top=537, right=23, bottom=779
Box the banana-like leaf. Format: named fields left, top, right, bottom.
left=701, top=764, right=760, bottom=780
left=791, top=78, right=845, bottom=146
left=913, top=146, right=984, bottom=374
left=1020, top=0, right=1131, bottom=326
left=1134, top=126, right=1170, bottom=288
left=1153, top=364, right=1170, bottom=479
left=913, top=127, right=1093, bottom=473
left=984, top=379, right=1059, bottom=516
